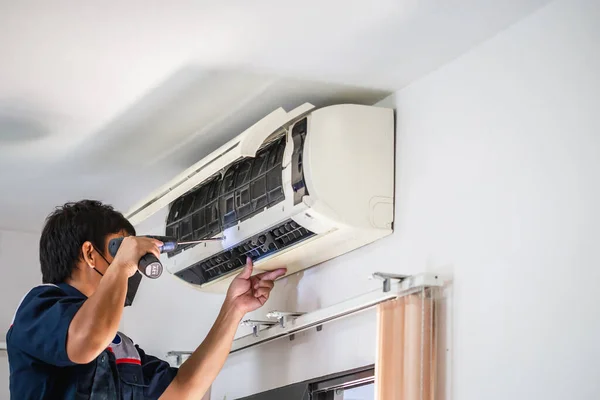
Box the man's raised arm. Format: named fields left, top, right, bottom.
left=160, top=259, right=286, bottom=400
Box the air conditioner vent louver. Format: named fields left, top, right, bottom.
left=165, top=135, right=288, bottom=256
left=175, top=218, right=316, bottom=286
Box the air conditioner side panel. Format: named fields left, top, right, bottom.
left=303, top=104, right=395, bottom=230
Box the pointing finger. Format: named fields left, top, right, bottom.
left=237, top=257, right=254, bottom=280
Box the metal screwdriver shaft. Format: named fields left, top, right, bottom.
left=177, top=237, right=225, bottom=245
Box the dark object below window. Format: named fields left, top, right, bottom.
left=124, top=271, right=142, bottom=306
left=237, top=383, right=310, bottom=400
left=236, top=365, right=374, bottom=400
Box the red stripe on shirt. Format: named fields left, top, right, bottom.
left=115, top=358, right=141, bottom=365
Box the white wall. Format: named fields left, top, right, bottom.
left=125, top=0, right=600, bottom=399
left=0, top=230, right=41, bottom=399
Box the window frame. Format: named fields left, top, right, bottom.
left=310, top=366, right=375, bottom=400
left=236, top=365, right=375, bottom=400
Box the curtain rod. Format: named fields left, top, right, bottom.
left=167, top=273, right=444, bottom=364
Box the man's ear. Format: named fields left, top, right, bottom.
left=81, top=241, right=96, bottom=269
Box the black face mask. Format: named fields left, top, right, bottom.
left=94, top=248, right=142, bottom=307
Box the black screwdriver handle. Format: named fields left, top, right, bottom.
left=107, top=236, right=168, bottom=279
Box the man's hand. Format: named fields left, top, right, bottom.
left=110, top=236, right=163, bottom=277
left=225, top=257, right=287, bottom=315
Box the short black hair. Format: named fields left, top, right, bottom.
left=40, top=200, right=136, bottom=284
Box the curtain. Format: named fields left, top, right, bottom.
left=375, top=287, right=439, bottom=400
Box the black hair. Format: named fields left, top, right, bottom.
left=39, top=200, right=136, bottom=284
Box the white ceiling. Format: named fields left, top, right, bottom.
left=0, top=0, right=550, bottom=232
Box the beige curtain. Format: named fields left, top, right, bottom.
left=375, top=287, right=439, bottom=400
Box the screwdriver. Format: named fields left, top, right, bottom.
left=108, top=235, right=226, bottom=279
left=177, top=237, right=225, bottom=245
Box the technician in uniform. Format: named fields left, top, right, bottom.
left=6, top=200, right=286, bottom=399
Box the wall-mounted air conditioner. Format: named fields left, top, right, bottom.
left=126, top=103, right=395, bottom=292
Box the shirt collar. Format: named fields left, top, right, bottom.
left=56, top=283, right=88, bottom=299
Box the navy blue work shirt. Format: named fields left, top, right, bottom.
left=6, top=283, right=178, bottom=399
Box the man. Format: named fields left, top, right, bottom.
left=6, top=200, right=286, bottom=399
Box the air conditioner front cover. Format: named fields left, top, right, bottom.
left=127, top=103, right=395, bottom=292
